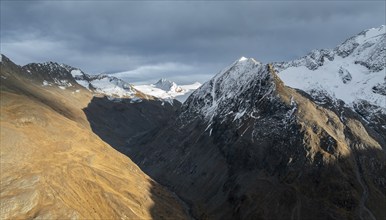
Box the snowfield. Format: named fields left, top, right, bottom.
left=134, top=79, right=201, bottom=102
left=276, top=25, right=385, bottom=110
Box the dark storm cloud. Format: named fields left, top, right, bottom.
left=1, top=1, right=385, bottom=84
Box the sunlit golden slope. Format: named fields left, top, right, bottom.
left=0, top=56, right=188, bottom=219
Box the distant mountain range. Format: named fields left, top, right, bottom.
left=17, top=59, right=202, bottom=103
left=134, top=79, right=202, bottom=102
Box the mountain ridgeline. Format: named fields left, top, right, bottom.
left=0, top=26, right=385, bottom=220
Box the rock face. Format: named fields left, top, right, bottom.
left=0, top=55, right=189, bottom=219
left=128, top=57, right=386, bottom=219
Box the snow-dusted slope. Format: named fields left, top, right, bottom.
left=22, top=61, right=142, bottom=100
left=183, top=57, right=272, bottom=123
left=74, top=73, right=139, bottom=99
left=23, top=62, right=80, bottom=90
left=154, top=78, right=182, bottom=92
left=274, top=25, right=385, bottom=110
left=134, top=79, right=201, bottom=102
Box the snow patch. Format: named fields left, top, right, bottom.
left=238, top=56, right=248, bottom=62
left=233, top=110, right=246, bottom=121
left=75, top=80, right=90, bottom=90
left=278, top=53, right=385, bottom=108
left=71, top=70, right=83, bottom=77
left=42, top=80, right=51, bottom=86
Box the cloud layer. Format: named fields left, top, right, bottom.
left=1, top=1, right=385, bottom=84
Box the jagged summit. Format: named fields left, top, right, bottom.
left=238, top=56, right=248, bottom=62
left=275, top=25, right=385, bottom=72
left=24, top=61, right=75, bottom=73
left=274, top=25, right=385, bottom=119
left=237, top=56, right=258, bottom=63
left=20, top=61, right=82, bottom=89
left=154, top=78, right=181, bottom=92
left=183, top=57, right=268, bottom=121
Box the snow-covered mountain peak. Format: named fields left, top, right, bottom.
left=275, top=26, right=385, bottom=110
left=237, top=56, right=259, bottom=63
left=134, top=79, right=201, bottom=103
left=211, top=57, right=261, bottom=81
left=183, top=58, right=271, bottom=121
left=238, top=56, right=248, bottom=62
left=334, top=25, right=385, bottom=71
left=154, top=78, right=181, bottom=92
left=274, top=25, right=385, bottom=74
left=234, top=56, right=259, bottom=66
left=355, top=25, right=385, bottom=43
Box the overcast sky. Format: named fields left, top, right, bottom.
left=1, top=1, right=385, bottom=84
